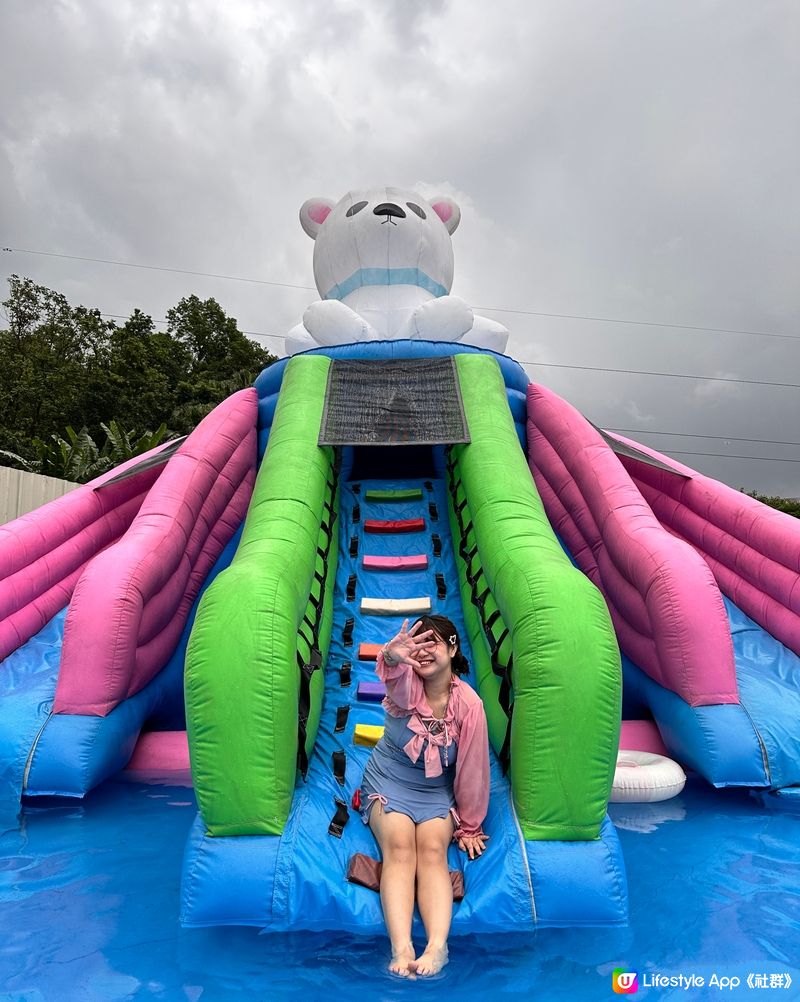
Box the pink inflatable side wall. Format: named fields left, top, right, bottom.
left=613, top=437, right=800, bottom=657
left=54, top=388, right=258, bottom=716
left=0, top=449, right=169, bottom=662
left=526, top=384, right=738, bottom=707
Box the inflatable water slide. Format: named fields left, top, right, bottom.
left=1, top=186, right=798, bottom=936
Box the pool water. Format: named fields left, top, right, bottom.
left=1, top=776, right=798, bottom=1001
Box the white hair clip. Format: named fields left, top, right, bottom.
left=449, top=634, right=457, bottom=645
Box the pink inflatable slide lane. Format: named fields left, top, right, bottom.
left=611, top=435, right=800, bottom=658
left=52, top=388, right=258, bottom=717
left=0, top=444, right=173, bottom=662
left=526, top=383, right=738, bottom=707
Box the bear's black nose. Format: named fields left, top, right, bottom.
left=373, top=202, right=406, bottom=219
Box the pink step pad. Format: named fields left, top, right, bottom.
left=363, top=554, right=428, bottom=571
left=619, top=720, right=669, bottom=756
left=124, top=730, right=191, bottom=778
left=364, top=518, right=426, bottom=534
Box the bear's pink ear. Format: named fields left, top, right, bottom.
left=300, top=198, right=335, bottom=239
left=430, top=197, right=461, bottom=235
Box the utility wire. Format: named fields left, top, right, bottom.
left=661, top=451, right=800, bottom=465
left=3, top=245, right=798, bottom=341
left=606, top=428, right=800, bottom=448
left=519, top=359, right=800, bottom=389
left=2, top=247, right=317, bottom=292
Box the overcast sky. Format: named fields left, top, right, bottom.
left=2, top=0, right=798, bottom=494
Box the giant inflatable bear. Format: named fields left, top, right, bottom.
left=285, top=185, right=509, bottom=355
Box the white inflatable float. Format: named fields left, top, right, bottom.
left=611, top=750, right=687, bottom=803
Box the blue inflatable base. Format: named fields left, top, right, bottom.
left=180, top=811, right=626, bottom=933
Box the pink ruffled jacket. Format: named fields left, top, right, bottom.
left=376, top=652, right=490, bottom=838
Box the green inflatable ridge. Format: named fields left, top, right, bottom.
left=450, top=353, right=621, bottom=841
left=185, top=355, right=337, bottom=836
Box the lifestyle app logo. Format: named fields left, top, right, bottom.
left=612, top=969, right=639, bottom=994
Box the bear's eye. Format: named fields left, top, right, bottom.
left=406, top=202, right=426, bottom=219
left=346, top=201, right=368, bottom=217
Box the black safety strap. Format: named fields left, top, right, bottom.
left=296, top=460, right=340, bottom=780
left=350, top=536, right=359, bottom=558
left=332, top=750, right=347, bottom=786
left=328, top=798, right=350, bottom=838
left=436, top=573, right=447, bottom=599
left=352, top=482, right=361, bottom=494
left=432, top=534, right=442, bottom=557
left=447, top=452, right=514, bottom=774
left=346, top=574, right=357, bottom=602
left=339, top=662, right=352, bottom=687
left=424, top=481, right=433, bottom=493
left=352, top=504, right=361, bottom=525
left=296, top=647, right=322, bottom=779
left=429, top=502, right=439, bottom=522
left=343, top=617, right=354, bottom=646
left=335, top=705, right=350, bottom=733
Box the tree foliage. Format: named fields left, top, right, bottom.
left=0, top=276, right=276, bottom=478
left=744, top=491, right=800, bottom=519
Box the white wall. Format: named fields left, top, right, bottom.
left=0, top=466, right=79, bottom=525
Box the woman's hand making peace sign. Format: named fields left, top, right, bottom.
left=382, top=619, right=436, bottom=670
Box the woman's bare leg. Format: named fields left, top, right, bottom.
left=410, top=816, right=454, bottom=976
left=369, top=803, right=418, bottom=976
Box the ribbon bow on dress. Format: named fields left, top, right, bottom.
left=403, top=715, right=455, bottom=777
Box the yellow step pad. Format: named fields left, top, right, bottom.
left=353, top=724, right=385, bottom=747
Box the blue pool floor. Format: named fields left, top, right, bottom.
left=1, top=774, right=798, bottom=1002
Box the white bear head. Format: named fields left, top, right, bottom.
left=299, top=186, right=461, bottom=301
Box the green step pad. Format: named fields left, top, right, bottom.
left=364, top=488, right=424, bottom=503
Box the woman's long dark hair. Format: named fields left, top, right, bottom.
left=413, top=613, right=469, bottom=677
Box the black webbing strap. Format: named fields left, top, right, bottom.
left=352, top=504, right=361, bottom=525
left=328, top=798, right=350, bottom=838
left=346, top=574, right=357, bottom=602
left=432, top=534, right=442, bottom=557
left=343, top=618, right=354, bottom=646
left=339, top=662, right=352, bottom=687
left=352, top=482, right=361, bottom=494
left=424, top=481, right=433, bottom=493
left=447, top=455, right=514, bottom=774
left=350, top=536, right=359, bottom=558
left=436, top=573, right=447, bottom=599
left=332, top=750, right=347, bottom=786
left=335, top=705, right=350, bottom=733
left=429, top=502, right=439, bottom=521
left=296, top=459, right=340, bottom=780
left=296, top=647, right=322, bottom=778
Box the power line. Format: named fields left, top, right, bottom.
left=477, top=304, right=799, bottom=341
left=99, top=312, right=285, bottom=342
left=661, top=450, right=800, bottom=464
left=520, top=359, right=800, bottom=389
left=70, top=312, right=800, bottom=388
left=607, top=427, right=800, bottom=448
left=2, top=247, right=317, bottom=292
left=4, top=245, right=798, bottom=341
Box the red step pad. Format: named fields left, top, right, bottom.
left=363, top=554, right=428, bottom=571
left=358, top=643, right=383, bottom=661
left=364, top=518, right=426, bottom=534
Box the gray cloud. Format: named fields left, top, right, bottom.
left=1, top=0, right=798, bottom=493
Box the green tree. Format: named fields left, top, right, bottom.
left=744, top=491, right=800, bottom=519
left=0, top=277, right=277, bottom=459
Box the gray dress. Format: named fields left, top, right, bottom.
left=359, top=712, right=458, bottom=825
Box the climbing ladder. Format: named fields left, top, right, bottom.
left=260, top=475, right=537, bottom=935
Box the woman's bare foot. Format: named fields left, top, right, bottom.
left=409, top=943, right=449, bottom=976
left=388, top=944, right=417, bottom=978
